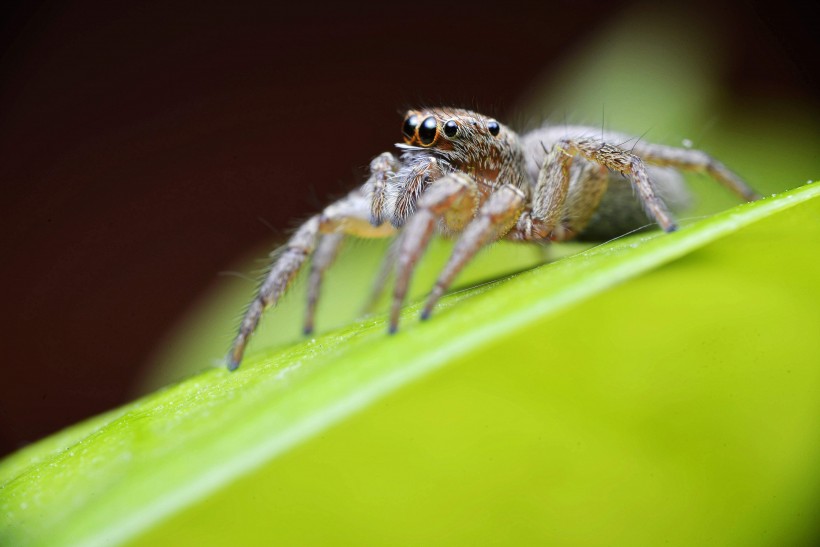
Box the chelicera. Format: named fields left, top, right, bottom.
left=227, top=107, right=759, bottom=370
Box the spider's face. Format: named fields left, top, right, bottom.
left=380, top=108, right=527, bottom=228
left=400, top=108, right=502, bottom=153
left=398, top=108, right=523, bottom=187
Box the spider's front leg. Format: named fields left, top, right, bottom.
left=388, top=173, right=479, bottom=332
left=227, top=186, right=395, bottom=371
left=420, top=184, right=526, bottom=321
left=368, top=152, right=401, bottom=226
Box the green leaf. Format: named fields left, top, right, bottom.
left=2, top=183, right=819, bottom=546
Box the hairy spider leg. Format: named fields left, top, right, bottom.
left=389, top=173, right=479, bottom=332
left=227, top=188, right=395, bottom=370
left=421, top=184, right=525, bottom=321
left=522, top=144, right=612, bottom=240
left=506, top=160, right=610, bottom=242
left=629, top=142, right=760, bottom=201
left=532, top=139, right=679, bottom=232
left=304, top=232, right=344, bottom=335
left=360, top=235, right=402, bottom=315
left=368, top=152, right=400, bottom=226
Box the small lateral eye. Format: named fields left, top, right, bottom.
left=487, top=120, right=500, bottom=137
left=443, top=120, right=458, bottom=138
left=418, top=116, right=438, bottom=146
left=402, top=114, right=419, bottom=142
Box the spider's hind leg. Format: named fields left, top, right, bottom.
left=535, top=138, right=679, bottom=233
left=630, top=141, right=760, bottom=201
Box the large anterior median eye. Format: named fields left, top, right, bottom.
left=402, top=114, right=419, bottom=143
left=418, top=116, right=438, bottom=146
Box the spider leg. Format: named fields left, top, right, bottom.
left=228, top=189, right=395, bottom=370
left=560, top=162, right=610, bottom=237
left=389, top=173, right=479, bottom=332
left=228, top=216, right=320, bottom=370
left=536, top=138, right=678, bottom=232
left=630, top=142, right=760, bottom=201
left=421, top=184, right=525, bottom=321
left=361, top=235, right=402, bottom=315
left=526, top=146, right=611, bottom=241
left=532, top=140, right=573, bottom=235
left=303, top=232, right=344, bottom=335
left=366, top=152, right=401, bottom=226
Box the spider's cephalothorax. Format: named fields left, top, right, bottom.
left=374, top=108, right=529, bottom=229
left=226, top=107, right=760, bottom=370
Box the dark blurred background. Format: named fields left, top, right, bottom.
left=0, top=0, right=816, bottom=457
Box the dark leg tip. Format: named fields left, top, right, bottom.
left=303, top=325, right=314, bottom=336
left=420, top=308, right=431, bottom=321
left=227, top=358, right=240, bottom=372
left=664, top=222, right=679, bottom=233
left=388, top=323, right=398, bottom=335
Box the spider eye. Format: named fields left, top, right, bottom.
left=487, top=120, right=500, bottom=137
left=418, top=116, right=438, bottom=146
left=443, top=120, right=458, bottom=138
left=402, top=114, right=419, bottom=143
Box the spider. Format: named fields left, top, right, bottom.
left=227, top=107, right=759, bottom=370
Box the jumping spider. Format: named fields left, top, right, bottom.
left=227, top=107, right=759, bottom=370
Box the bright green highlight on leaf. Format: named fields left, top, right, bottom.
left=2, top=183, right=819, bottom=546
